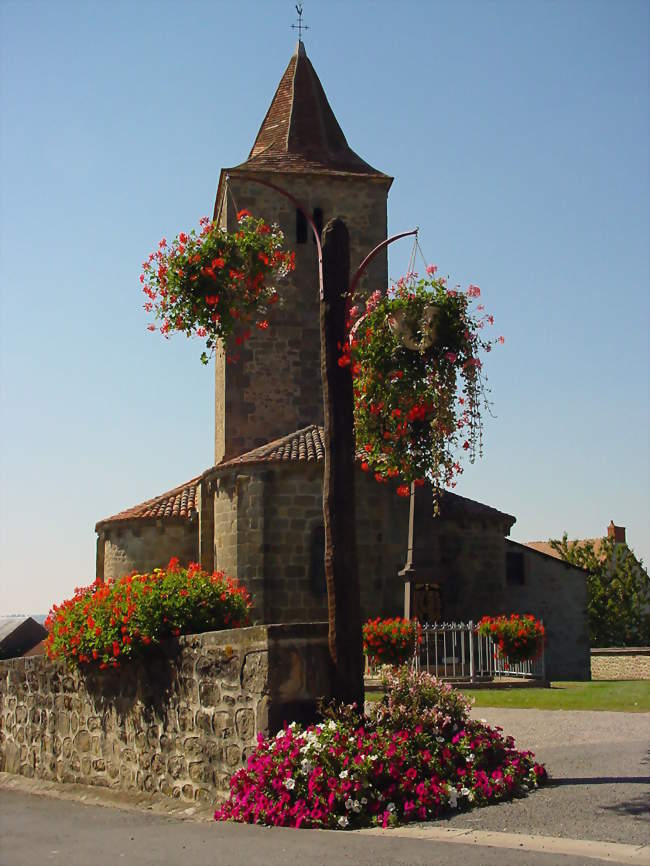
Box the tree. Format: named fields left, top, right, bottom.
left=550, top=534, right=650, bottom=647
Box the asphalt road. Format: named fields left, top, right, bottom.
left=448, top=707, right=650, bottom=846
left=0, top=789, right=616, bottom=866
left=1, top=708, right=648, bottom=866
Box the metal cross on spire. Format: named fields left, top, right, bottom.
left=291, top=4, right=309, bottom=41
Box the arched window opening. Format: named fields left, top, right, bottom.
left=309, top=524, right=326, bottom=595
left=296, top=208, right=308, bottom=244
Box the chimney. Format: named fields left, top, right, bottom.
left=607, top=520, right=626, bottom=544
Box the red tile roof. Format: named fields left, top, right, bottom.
left=230, top=42, right=390, bottom=178
left=216, top=425, right=326, bottom=469
left=97, top=426, right=515, bottom=530
left=209, top=425, right=515, bottom=526
left=525, top=538, right=606, bottom=560
left=95, top=477, right=199, bottom=529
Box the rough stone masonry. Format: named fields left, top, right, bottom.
left=0, top=624, right=332, bottom=807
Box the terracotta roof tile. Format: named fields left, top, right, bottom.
left=209, top=426, right=515, bottom=525
left=232, top=42, right=389, bottom=178
left=96, top=477, right=199, bottom=529
left=216, top=425, right=325, bottom=469
left=525, top=538, right=605, bottom=560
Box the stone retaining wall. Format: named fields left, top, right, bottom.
left=590, top=647, right=650, bottom=680
left=0, top=623, right=331, bottom=807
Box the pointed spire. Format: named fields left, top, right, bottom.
left=234, top=43, right=387, bottom=177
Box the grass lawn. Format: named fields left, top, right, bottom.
left=460, top=680, right=650, bottom=712
left=367, top=680, right=649, bottom=712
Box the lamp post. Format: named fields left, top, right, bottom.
left=225, top=174, right=415, bottom=704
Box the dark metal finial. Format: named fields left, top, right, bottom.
left=291, top=3, right=309, bottom=41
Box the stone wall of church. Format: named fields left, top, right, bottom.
left=0, top=624, right=332, bottom=807
left=214, top=171, right=391, bottom=463
left=101, top=520, right=198, bottom=583
left=214, top=464, right=409, bottom=625
left=208, top=466, right=590, bottom=680
left=503, top=541, right=590, bottom=680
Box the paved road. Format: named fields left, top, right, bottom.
left=0, top=789, right=620, bottom=866
left=1, top=708, right=648, bottom=866
left=455, top=708, right=650, bottom=846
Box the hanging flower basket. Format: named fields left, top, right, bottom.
left=141, top=211, right=295, bottom=363
left=362, top=617, right=422, bottom=667
left=477, top=614, right=545, bottom=663
left=343, top=270, right=502, bottom=500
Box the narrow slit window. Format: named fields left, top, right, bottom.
left=309, top=524, right=326, bottom=595
left=506, top=551, right=525, bottom=585
left=296, top=209, right=308, bottom=244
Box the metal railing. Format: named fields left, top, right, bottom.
left=414, top=621, right=545, bottom=682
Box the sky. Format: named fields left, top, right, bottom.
left=0, top=0, right=648, bottom=615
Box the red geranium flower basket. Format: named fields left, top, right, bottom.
left=477, top=614, right=545, bottom=663
left=362, top=617, right=422, bottom=667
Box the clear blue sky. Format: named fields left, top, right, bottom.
left=1, top=0, right=648, bottom=615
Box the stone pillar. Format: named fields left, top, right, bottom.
left=399, top=482, right=439, bottom=619
left=235, top=473, right=266, bottom=622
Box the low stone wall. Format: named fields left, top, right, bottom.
left=591, top=647, right=650, bottom=680
left=0, top=623, right=331, bottom=807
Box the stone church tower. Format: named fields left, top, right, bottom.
left=94, top=41, right=591, bottom=683
left=212, top=41, right=393, bottom=462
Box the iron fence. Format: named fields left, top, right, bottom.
left=415, top=621, right=545, bottom=681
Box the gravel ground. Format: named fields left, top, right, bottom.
left=434, top=707, right=650, bottom=846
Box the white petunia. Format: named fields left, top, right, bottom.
left=339, top=769, right=349, bottom=779
left=337, top=816, right=349, bottom=828
left=387, top=802, right=395, bottom=812
left=284, top=777, right=295, bottom=790
left=345, top=798, right=354, bottom=810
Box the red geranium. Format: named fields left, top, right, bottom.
left=477, top=614, right=545, bottom=663
left=142, top=213, right=295, bottom=363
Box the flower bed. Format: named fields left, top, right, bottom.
left=142, top=212, right=295, bottom=363
left=343, top=271, right=502, bottom=500
left=477, top=614, right=545, bottom=663
left=45, top=558, right=252, bottom=669
left=362, top=617, right=422, bottom=667
left=215, top=666, right=547, bottom=830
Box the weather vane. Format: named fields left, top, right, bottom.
left=292, top=4, right=309, bottom=41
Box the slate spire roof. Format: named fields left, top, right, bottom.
left=231, top=41, right=389, bottom=178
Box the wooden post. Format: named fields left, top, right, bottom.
left=320, top=218, right=364, bottom=707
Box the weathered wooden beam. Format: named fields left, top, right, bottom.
left=320, top=217, right=364, bottom=707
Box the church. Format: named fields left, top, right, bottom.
left=94, top=41, right=590, bottom=681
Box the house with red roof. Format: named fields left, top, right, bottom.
left=95, top=42, right=590, bottom=680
